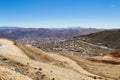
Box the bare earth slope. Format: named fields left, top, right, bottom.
left=0, top=66, right=32, bottom=80
left=0, top=38, right=28, bottom=58
left=0, top=38, right=118, bottom=80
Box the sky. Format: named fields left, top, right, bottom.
left=0, top=0, right=120, bottom=29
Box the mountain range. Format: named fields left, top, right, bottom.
left=0, top=27, right=103, bottom=46
left=0, top=26, right=19, bottom=30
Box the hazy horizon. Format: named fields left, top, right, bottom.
left=0, top=0, right=120, bottom=29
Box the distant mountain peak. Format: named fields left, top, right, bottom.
left=0, top=26, right=20, bottom=30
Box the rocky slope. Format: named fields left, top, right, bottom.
left=75, top=29, right=120, bottom=49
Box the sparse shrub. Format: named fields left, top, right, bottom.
left=27, top=62, right=29, bottom=65
left=39, top=68, right=42, bottom=71
left=93, top=76, right=97, bottom=79
left=41, top=74, right=45, bottom=79
left=13, top=41, right=17, bottom=45
left=34, top=67, right=37, bottom=70
left=1, top=58, right=7, bottom=61
left=51, top=78, right=55, bottom=80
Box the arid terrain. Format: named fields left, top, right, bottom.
left=76, top=29, right=120, bottom=49
left=0, top=0, right=120, bottom=79
left=0, top=38, right=120, bottom=80
left=0, top=27, right=103, bottom=47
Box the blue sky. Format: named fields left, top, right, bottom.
left=0, top=0, right=120, bottom=29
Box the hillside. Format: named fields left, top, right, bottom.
left=1, top=38, right=120, bottom=80
left=40, top=37, right=113, bottom=56
left=0, top=38, right=101, bottom=80
left=74, top=29, right=120, bottom=49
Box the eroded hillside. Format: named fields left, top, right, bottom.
left=0, top=38, right=119, bottom=80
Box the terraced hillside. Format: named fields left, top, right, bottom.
left=0, top=38, right=120, bottom=80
